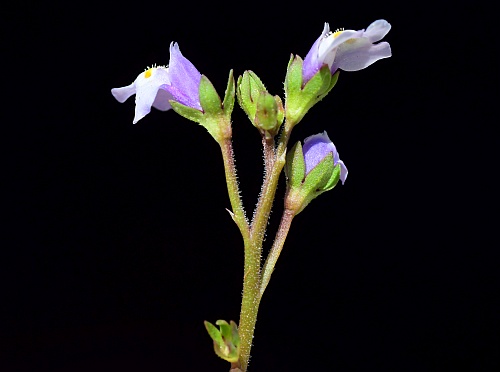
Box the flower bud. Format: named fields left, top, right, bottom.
left=285, top=131, right=347, bottom=214
left=237, top=71, right=283, bottom=137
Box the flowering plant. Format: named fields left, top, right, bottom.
left=112, top=19, right=391, bottom=371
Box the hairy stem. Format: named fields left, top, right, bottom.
left=237, top=237, right=262, bottom=371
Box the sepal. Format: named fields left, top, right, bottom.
left=323, top=162, right=341, bottom=192
left=236, top=70, right=267, bottom=122
left=285, top=141, right=306, bottom=189
left=301, top=153, right=335, bottom=195
left=170, top=100, right=204, bottom=123
left=222, top=70, right=236, bottom=117
left=296, top=162, right=341, bottom=213
left=199, top=75, right=223, bottom=115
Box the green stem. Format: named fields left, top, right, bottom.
left=260, top=208, right=295, bottom=297
left=237, top=235, right=262, bottom=371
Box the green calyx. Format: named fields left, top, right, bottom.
left=204, top=320, right=240, bottom=363
left=237, top=70, right=284, bottom=137
left=284, top=55, right=339, bottom=127
left=284, top=141, right=341, bottom=214
left=170, top=70, right=235, bottom=143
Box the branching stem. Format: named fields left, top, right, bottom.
left=236, top=123, right=294, bottom=371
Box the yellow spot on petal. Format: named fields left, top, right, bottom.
left=144, top=68, right=153, bottom=78
left=332, top=28, right=345, bottom=38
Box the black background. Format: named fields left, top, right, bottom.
left=3, top=1, right=498, bottom=371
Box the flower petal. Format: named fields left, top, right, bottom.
left=152, top=88, right=173, bottom=111
left=364, top=19, right=391, bottom=43
left=337, top=159, right=348, bottom=184
left=303, top=131, right=337, bottom=175
left=331, top=40, right=392, bottom=72
left=164, top=42, right=202, bottom=110
left=111, top=83, right=136, bottom=103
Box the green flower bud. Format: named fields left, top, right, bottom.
left=237, top=70, right=284, bottom=137
left=204, top=320, right=240, bottom=363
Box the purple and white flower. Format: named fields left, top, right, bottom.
left=111, top=42, right=202, bottom=124
left=302, top=19, right=392, bottom=84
